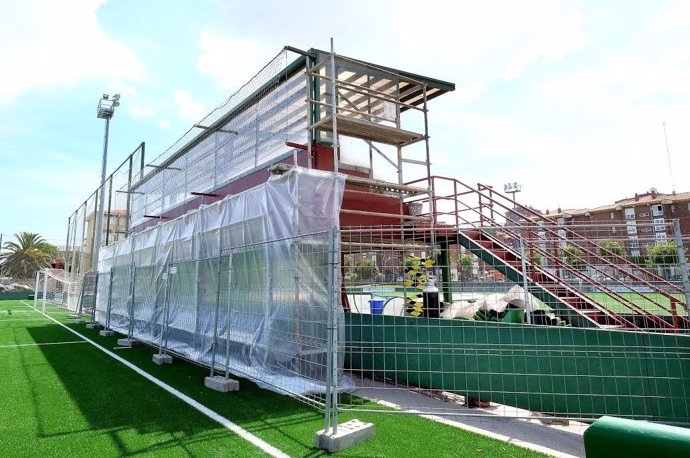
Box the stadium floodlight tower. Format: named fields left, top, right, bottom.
left=504, top=181, right=522, bottom=208
left=93, top=93, right=121, bottom=272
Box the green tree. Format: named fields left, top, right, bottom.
left=529, top=250, right=543, bottom=266
left=0, top=232, right=53, bottom=278
left=404, top=256, right=418, bottom=267
left=562, top=245, right=584, bottom=269
left=598, top=240, right=625, bottom=262
left=355, top=257, right=379, bottom=281
left=38, top=242, right=58, bottom=259
left=647, top=241, right=678, bottom=267
left=457, top=253, right=473, bottom=280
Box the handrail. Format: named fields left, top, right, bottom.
left=406, top=174, right=689, bottom=327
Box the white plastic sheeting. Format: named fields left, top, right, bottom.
left=96, top=167, right=346, bottom=396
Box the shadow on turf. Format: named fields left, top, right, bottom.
left=25, top=322, right=337, bottom=457
left=24, top=324, right=278, bottom=456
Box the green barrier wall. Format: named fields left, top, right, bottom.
left=584, top=416, right=690, bottom=457
left=0, top=292, right=33, bottom=301
left=345, top=314, right=690, bottom=424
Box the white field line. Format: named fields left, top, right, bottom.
left=0, top=341, right=87, bottom=349
left=19, top=301, right=290, bottom=458
left=0, top=318, right=52, bottom=322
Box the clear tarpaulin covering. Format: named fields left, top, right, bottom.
left=95, top=167, right=345, bottom=396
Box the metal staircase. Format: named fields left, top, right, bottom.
left=406, top=175, right=690, bottom=331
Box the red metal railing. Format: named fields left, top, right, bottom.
left=405, top=175, right=689, bottom=330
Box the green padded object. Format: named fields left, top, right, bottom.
left=584, top=416, right=690, bottom=458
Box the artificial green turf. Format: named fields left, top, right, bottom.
left=0, top=300, right=547, bottom=457
left=586, top=292, right=685, bottom=316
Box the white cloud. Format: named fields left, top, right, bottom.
left=197, top=29, right=269, bottom=90
left=501, top=7, right=584, bottom=79
left=174, top=90, right=206, bottom=121
left=648, top=1, right=690, bottom=32
left=130, top=105, right=154, bottom=119
left=107, top=81, right=138, bottom=97
left=0, top=0, right=143, bottom=105
left=157, top=119, right=171, bottom=129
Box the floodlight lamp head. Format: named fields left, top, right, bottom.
left=112, top=94, right=120, bottom=102
left=102, top=93, right=109, bottom=100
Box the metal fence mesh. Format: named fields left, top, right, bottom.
left=337, top=225, right=690, bottom=426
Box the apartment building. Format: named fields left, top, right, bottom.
left=546, top=188, right=690, bottom=258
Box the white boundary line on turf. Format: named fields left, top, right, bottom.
left=0, top=341, right=87, bottom=349
left=19, top=301, right=289, bottom=458
left=0, top=318, right=53, bottom=322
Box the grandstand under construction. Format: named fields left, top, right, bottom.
left=55, top=44, right=690, bottom=443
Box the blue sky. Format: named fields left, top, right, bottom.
left=1, top=0, right=689, bottom=246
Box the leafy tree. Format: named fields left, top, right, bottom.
left=354, top=257, right=379, bottom=281
left=562, top=245, right=584, bottom=269
left=529, top=250, right=543, bottom=266
left=457, top=254, right=473, bottom=280
left=598, top=240, right=625, bottom=262
left=0, top=232, right=53, bottom=278
left=647, top=241, right=678, bottom=267
left=38, top=242, right=58, bottom=259
left=404, top=256, right=418, bottom=267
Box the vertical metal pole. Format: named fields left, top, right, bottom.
left=42, top=270, right=48, bottom=313
left=305, top=56, right=313, bottom=169
left=105, top=177, right=113, bottom=246
left=210, top=253, right=223, bottom=378
left=520, top=238, right=532, bottom=324
left=140, top=142, right=146, bottom=181
left=33, top=271, right=40, bottom=309
left=89, top=273, right=99, bottom=321
left=63, top=219, right=70, bottom=271
left=324, top=227, right=338, bottom=433
left=106, top=266, right=114, bottom=330
left=94, top=117, right=110, bottom=272
left=125, top=154, right=133, bottom=237
left=127, top=262, right=136, bottom=339
left=329, top=38, right=339, bottom=174
left=70, top=211, right=79, bottom=274
left=672, top=219, right=690, bottom=316
left=159, top=263, right=172, bottom=355
left=224, top=252, right=234, bottom=378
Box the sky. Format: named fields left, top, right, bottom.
left=1, top=0, right=689, bottom=247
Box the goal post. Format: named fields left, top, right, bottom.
left=34, top=268, right=83, bottom=314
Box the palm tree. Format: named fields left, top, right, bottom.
left=0, top=232, right=53, bottom=279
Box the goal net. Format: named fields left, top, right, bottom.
left=33, top=269, right=84, bottom=313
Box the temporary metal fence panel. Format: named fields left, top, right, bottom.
left=93, top=167, right=345, bottom=400
left=64, top=142, right=145, bottom=281
left=337, top=225, right=690, bottom=426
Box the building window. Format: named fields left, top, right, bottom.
left=653, top=218, right=665, bottom=232
left=639, top=211, right=649, bottom=218
left=624, top=208, right=635, bottom=219
left=631, top=249, right=641, bottom=257
left=655, top=232, right=667, bottom=242
left=629, top=236, right=639, bottom=249
left=652, top=204, right=663, bottom=216
left=611, top=226, right=616, bottom=234
left=610, top=212, right=615, bottom=220
left=626, top=221, right=637, bottom=234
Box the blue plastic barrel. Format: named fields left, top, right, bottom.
left=369, top=299, right=385, bottom=315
